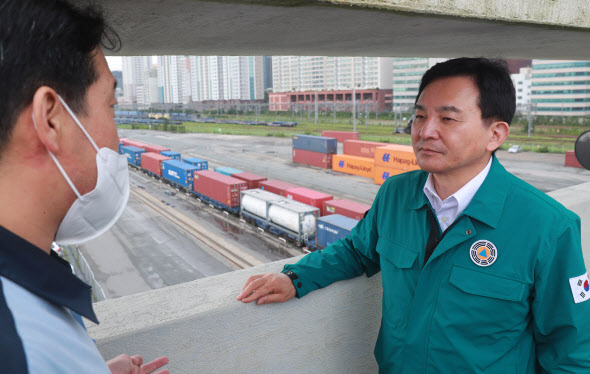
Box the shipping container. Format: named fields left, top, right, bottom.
left=215, top=166, right=243, bottom=176
left=194, top=170, right=247, bottom=209
left=343, top=140, right=389, bottom=158
left=161, top=151, right=181, bottom=161
left=292, top=134, right=337, bottom=154
left=324, top=199, right=371, bottom=220
left=121, top=139, right=149, bottom=149
left=141, top=152, right=171, bottom=177
left=565, top=150, right=584, bottom=168
left=332, top=154, right=375, bottom=178
left=118, top=142, right=124, bottom=154
left=320, top=131, right=360, bottom=143
left=285, top=187, right=333, bottom=216
left=183, top=157, right=208, bottom=170
left=374, top=144, right=420, bottom=171
left=317, top=214, right=359, bottom=249
left=373, top=166, right=405, bottom=185
left=292, top=148, right=333, bottom=169
left=259, top=180, right=299, bottom=196
left=231, top=172, right=268, bottom=189
left=142, top=144, right=170, bottom=154
left=120, top=145, right=145, bottom=166
left=161, top=160, right=198, bottom=190
left=241, top=189, right=319, bottom=246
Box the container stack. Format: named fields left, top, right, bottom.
left=332, top=140, right=388, bottom=178
left=373, top=144, right=420, bottom=185
left=292, top=134, right=337, bottom=169
left=194, top=170, right=248, bottom=210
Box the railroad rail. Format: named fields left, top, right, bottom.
left=130, top=187, right=263, bottom=269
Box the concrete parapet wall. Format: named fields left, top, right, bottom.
left=89, top=182, right=590, bottom=373
left=90, top=257, right=383, bottom=373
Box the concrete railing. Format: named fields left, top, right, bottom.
left=89, top=182, right=590, bottom=373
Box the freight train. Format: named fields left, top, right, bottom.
left=119, top=137, right=369, bottom=250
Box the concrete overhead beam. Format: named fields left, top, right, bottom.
left=86, top=0, right=590, bottom=59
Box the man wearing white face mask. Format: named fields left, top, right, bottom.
left=0, top=1, right=169, bottom=373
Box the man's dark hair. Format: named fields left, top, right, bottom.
left=0, top=0, right=120, bottom=153
left=415, top=58, right=516, bottom=126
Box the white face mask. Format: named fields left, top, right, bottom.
left=32, top=95, right=130, bottom=245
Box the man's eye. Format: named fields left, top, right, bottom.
left=443, top=117, right=455, bottom=121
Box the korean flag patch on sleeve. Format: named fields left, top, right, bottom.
left=569, top=272, right=590, bottom=304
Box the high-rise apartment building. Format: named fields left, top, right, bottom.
left=531, top=60, right=590, bottom=116
left=391, top=58, right=447, bottom=111
left=272, top=57, right=393, bottom=93
left=158, top=56, right=192, bottom=104
left=122, top=56, right=153, bottom=106
left=189, top=56, right=264, bottom=102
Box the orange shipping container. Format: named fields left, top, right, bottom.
left=373, top=167, right=404, bottom=185
left=332, top=154, right=375, bottom=179
left=374, top=145, right=420, bottom=171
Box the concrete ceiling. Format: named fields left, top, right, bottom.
left=91, top=0, right=590, bottom=59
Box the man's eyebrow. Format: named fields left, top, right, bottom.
left=415, top=104, right=425, bottom=111
left=437, top=105, right=462, bottom=113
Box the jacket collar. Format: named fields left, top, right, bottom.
left=0, top=226, right=98, bottom=324
left=408, top=155, right=509, bottom=229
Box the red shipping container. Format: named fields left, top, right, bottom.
left=142, top=144, right=170, bottom=154
left=320, top=131, right=360, bottom=142
left=292, top=148, right=333, bottom=169
left=323, top=199, right=371, bottom=220
left=141, top=152, right=171, bottom=176
left=343, top=140, right=389, bottom=158
left=285, top=187, right=333, bottom=216
left=193, top=170, right=247, bottom=207
left=259, top=180, right=299, bottom=196
left=122, top=139, right=148, bottom=149
left=565, top=150, right=584, bottom=168
left=119, top=137, right=129, bottom=144
left=231, top=172, right=268, bottom=189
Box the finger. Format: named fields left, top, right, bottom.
left=140, top=356, right=169, bottom=374
left=237, top=274, right=264, bottom=298
left=131, top=355, right=143, bottom=367
left=237, top=276, right=267, bottom=300
left=241, top=284, right=272, bottom=303
left=257, top=292, right=289, bottom=305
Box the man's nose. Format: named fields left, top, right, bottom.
left=420, top=117, right=439, bottom=139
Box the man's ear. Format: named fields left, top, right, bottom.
left=31, top=87, right=65, bottom=155
left=487, top=120, right=510, bottom=152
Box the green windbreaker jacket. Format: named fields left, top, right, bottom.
left=284, top=156, right=590, bottom=373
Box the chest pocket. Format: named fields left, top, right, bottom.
left=377, top=237, right=420, bottom=327
left=449, top=265, right=525, bottom=302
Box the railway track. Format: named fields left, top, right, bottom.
left=130, top=187, right=263, bottom=269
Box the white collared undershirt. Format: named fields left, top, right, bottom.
left=423, top=157, right=493, bottom=232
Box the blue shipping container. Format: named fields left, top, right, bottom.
left=162, top=160, right=198, bottom=190
left=214, top=166, right=243, bottom=176
left=292, top=134, right=337, bottom=154
left=317, top=214, right=359, bottom=249
left=120, top=145, right=145, bottom=166
left=183, top=157, right=208, bottom=170
left=118, top=142, right=124, bottom=155
left=161, top=151, right=181, bottom=161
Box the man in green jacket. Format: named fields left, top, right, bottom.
left=237, top=58, right=590, bottom=373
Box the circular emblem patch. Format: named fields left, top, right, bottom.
left=470, top=240, right=497, bottom=267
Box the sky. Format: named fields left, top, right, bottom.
left=106, top=56, right=122, bottom=71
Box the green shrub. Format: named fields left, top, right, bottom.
left=537, top=146, right=550, bottom=153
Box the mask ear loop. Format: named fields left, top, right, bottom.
left=32, top=112, right=83, bottom=199
left=56, top=95, right=101, bottom=153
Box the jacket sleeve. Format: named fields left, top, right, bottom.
left=282, top=183, right=385, bottom=298
left=533, top=216, right=590, bottom=372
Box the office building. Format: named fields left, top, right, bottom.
left=391, top=58, right=447, bottom=111
left=531, top=60, right=590, bottom=116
